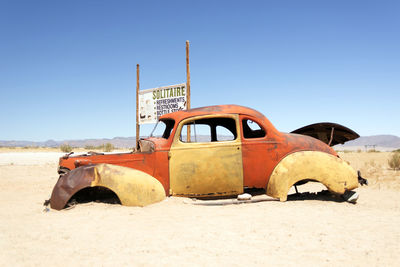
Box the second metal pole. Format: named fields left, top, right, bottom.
left=186, top=40, right=191, bottom=141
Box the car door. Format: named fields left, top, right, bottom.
left=169, top=114, right=244, bottom=197
left=240, top=115, right=274, bottom=189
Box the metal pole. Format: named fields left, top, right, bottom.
left=136, top=64, right=140, bottom=149
left=186, top=40, right=191, bottom=141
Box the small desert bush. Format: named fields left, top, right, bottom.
left=388, top=152, right=400, bottom=170
left=84, top=145, right=95, bottom=150
left=102, top=143, right=114, bottom=152
left=60, top=144, right=73, bottom=153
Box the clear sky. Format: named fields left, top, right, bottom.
left=1, top=0, right=399, bottom=141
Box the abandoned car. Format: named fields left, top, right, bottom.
left=49, top=105, right=363, bottom=210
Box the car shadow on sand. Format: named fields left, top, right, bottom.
left=187, top=190, right=350, bottom=206
left=287, top=190, right=347, bottom=203
left=60, top=189, right=349, bottom=209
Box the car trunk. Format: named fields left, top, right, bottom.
left=291, top=122, right=359, bottom=146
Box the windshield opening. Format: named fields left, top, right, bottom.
left=150, top=119, right=175, bottom=139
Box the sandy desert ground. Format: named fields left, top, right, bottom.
left=0, top=150, right=399, bottom=266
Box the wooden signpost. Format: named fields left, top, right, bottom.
left=186, top=40, right=191, bottom=141
left=135, top=41, right=191, bottom=146
left=136, top=64, right=140, bottom=147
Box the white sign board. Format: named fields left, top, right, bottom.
left=138, top=83, right=187, bottom=124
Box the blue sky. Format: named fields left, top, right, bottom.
left=1, top=0, right=399, bottom=141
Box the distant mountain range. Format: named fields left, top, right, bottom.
left=338, top=135, right=400, bottom=148
left=333, top=135, right=400, bottom=151
left=1, top=135, right=400, bottom=150
left=0, top=137, right=138, bottom=148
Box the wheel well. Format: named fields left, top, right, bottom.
left=293, top=179, right=319, bottom=186
left=67, top=186, right=121, bottom=206
left=266, top=151, right=358, bottom=201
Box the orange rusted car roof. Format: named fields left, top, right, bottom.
left=160, top=104, right=279, bottom=136
left=161, top=104, right=265, bottom=122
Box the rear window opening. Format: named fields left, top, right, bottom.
left=242, top=119, right=266, bottom=139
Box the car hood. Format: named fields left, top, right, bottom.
left=290, top=122, right=359, bottom=146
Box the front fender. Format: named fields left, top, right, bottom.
left=50, top=164, right=166, bottom=210
left=266, top=151, right=358, bottom=201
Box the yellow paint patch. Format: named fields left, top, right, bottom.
left=266, top=151, right=358, bottom=201
left=90, top=164, right=165, bottom=207
left=170, top=143, right=243, bottom=196
left=169, top=114, right=243, bottom=197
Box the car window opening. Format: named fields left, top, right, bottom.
left=180, top=117, right=237, bottom=143
left=242, top=119, right=266, bottom=138
left=150, top=119, right=175, bottom=139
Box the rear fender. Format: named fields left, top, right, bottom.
left=50, top=164, right=166, bottom=210
left=266, top=151, right=358, bottom=201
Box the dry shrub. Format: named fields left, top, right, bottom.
left=103, top=143, right=114, bottom=152
left=60, top=144, right=72, bottom=153
left=388, top=152, right=400, bottom=170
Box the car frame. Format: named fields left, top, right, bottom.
left=49, top=105, right=361, bottom=209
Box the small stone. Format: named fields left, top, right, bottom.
left=237, top=193, right=252, bottom=201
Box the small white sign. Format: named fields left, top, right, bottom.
left=139, top=83, right=187, bottom=124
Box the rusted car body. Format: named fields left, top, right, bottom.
left=50, top=105, right=361, bottom=210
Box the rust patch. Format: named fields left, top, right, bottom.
left=50, top=165, right=96, bottom=210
